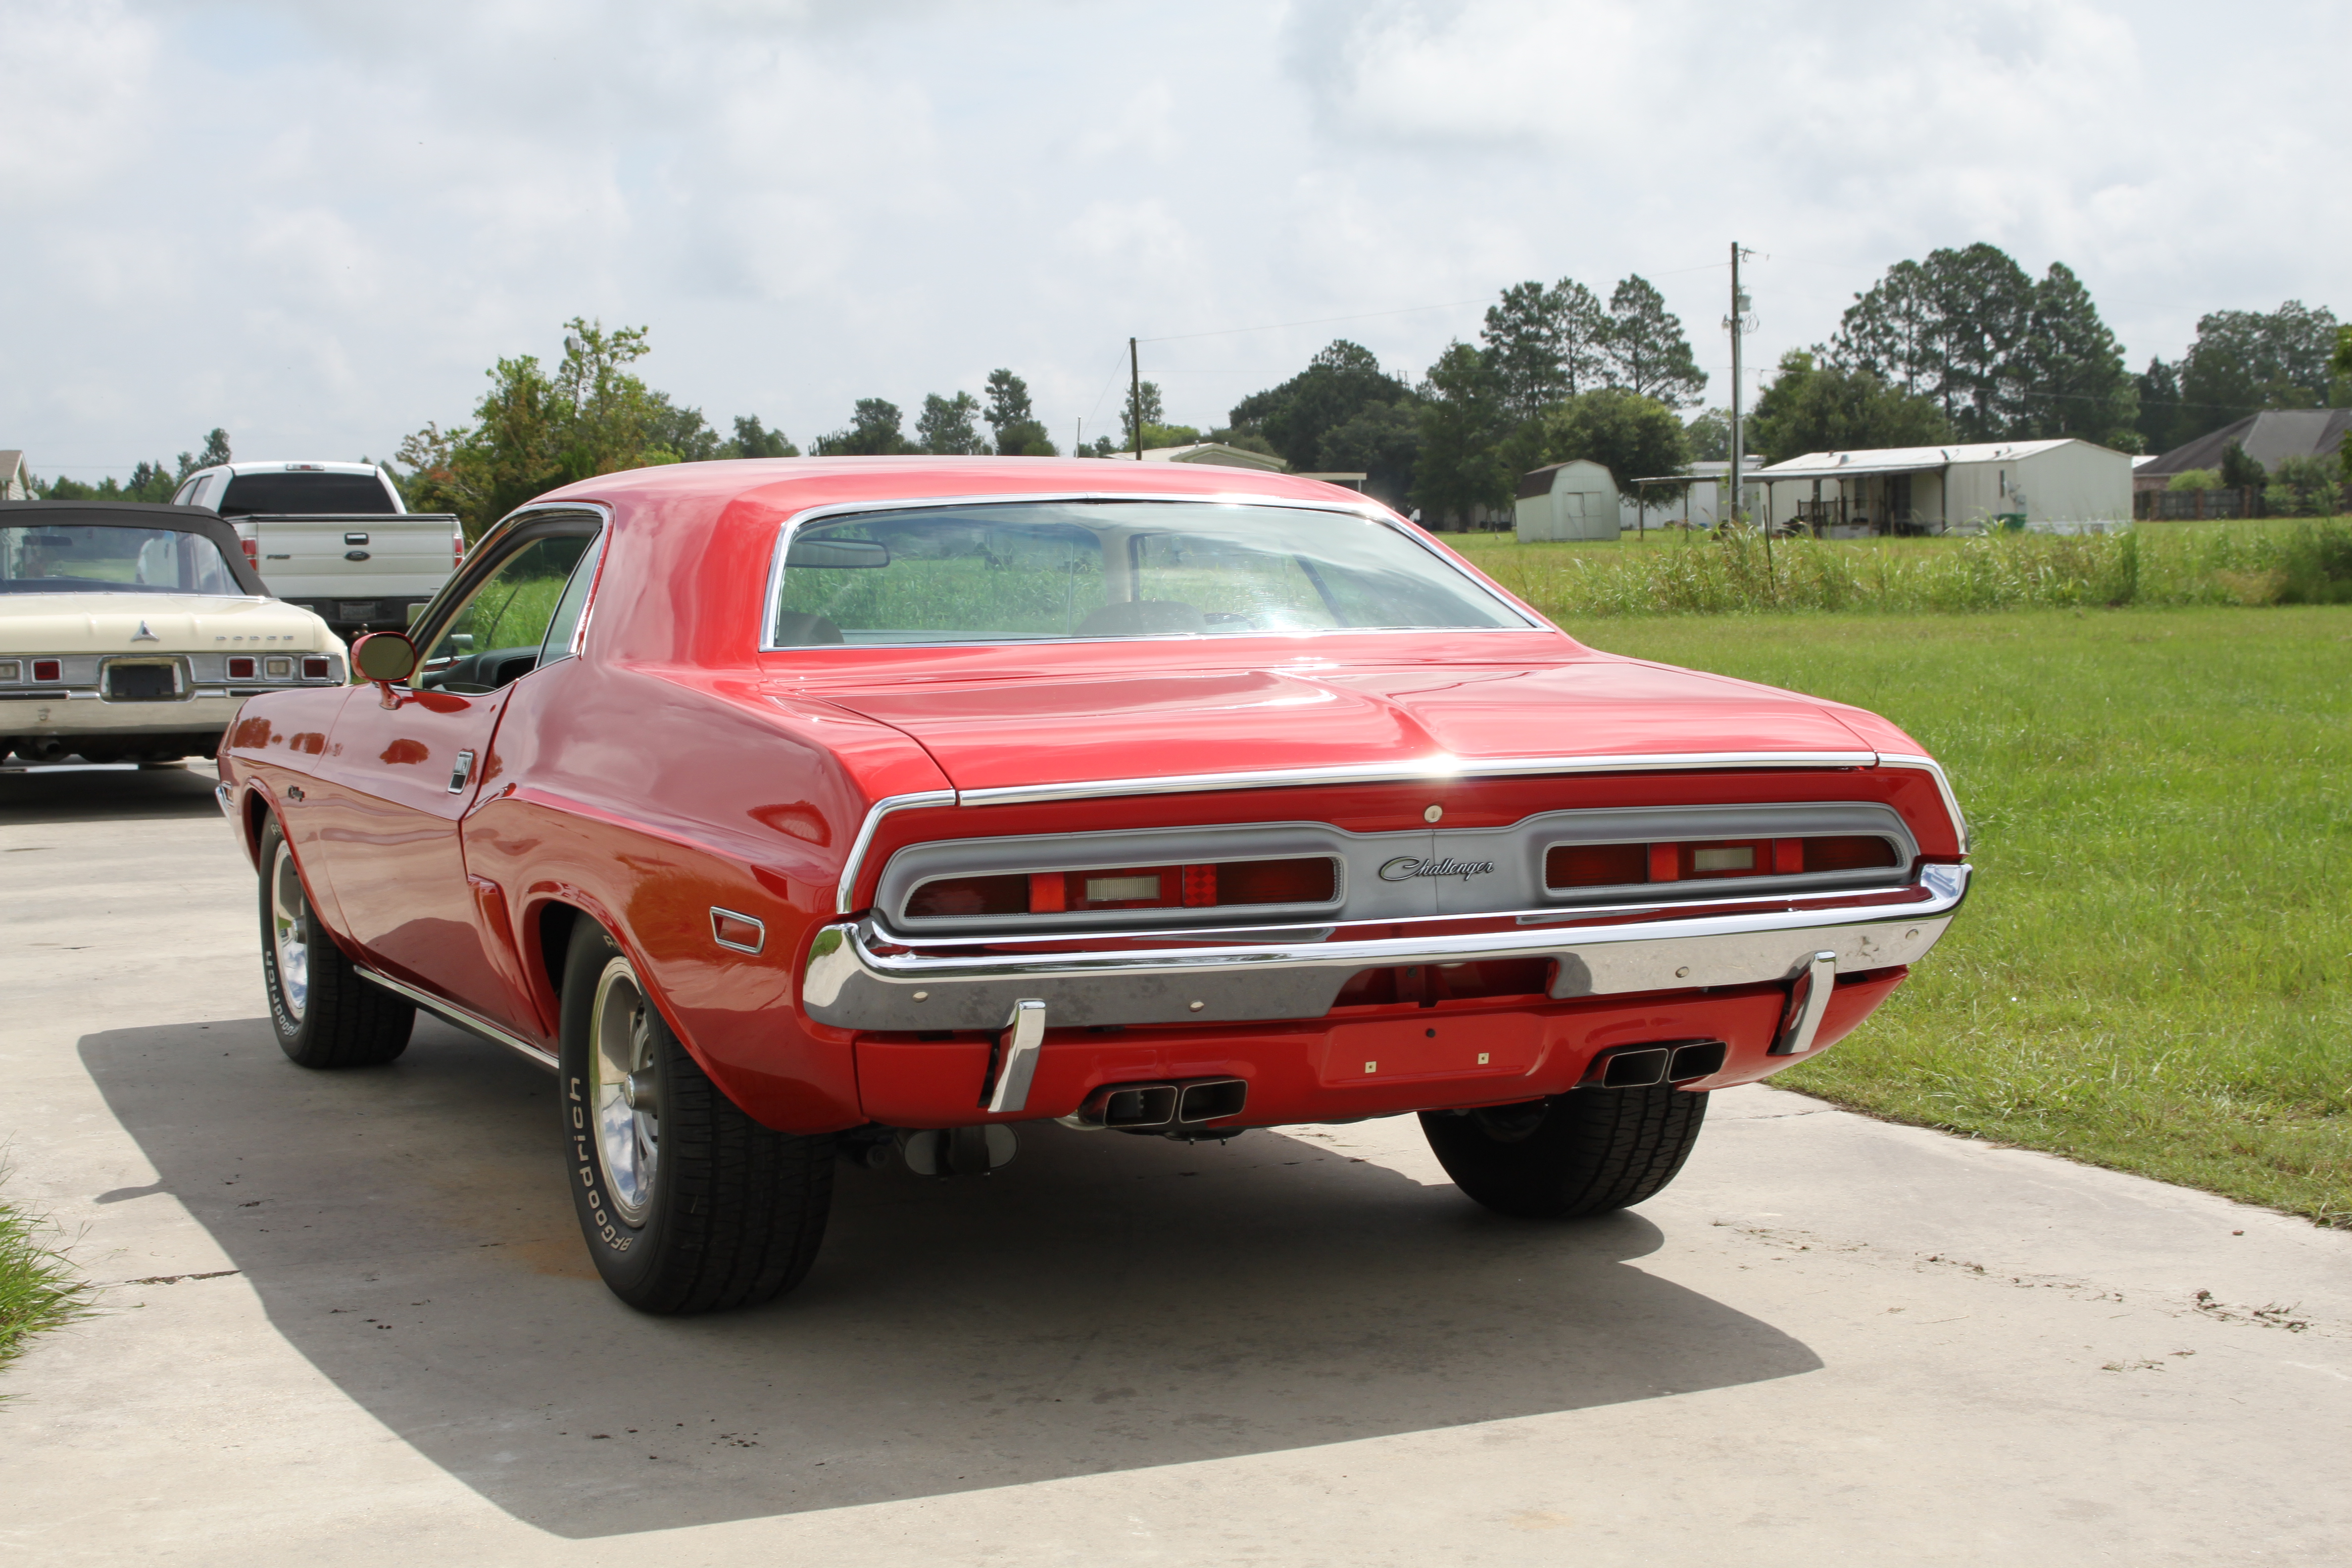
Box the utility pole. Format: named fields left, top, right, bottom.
left=1726, top=241, right=1767, bottom=585
left=1727, top=241, right=1746, bottom=529
left=1129, top=337, right=1143, bottom=460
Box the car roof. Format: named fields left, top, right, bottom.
left=207, top=460, right=386, bottom=477
left=522, top=457, right=1428, bottom=671
left=539, top=455, right=1378, bottom=515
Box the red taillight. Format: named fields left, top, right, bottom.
left=1797, top=835, right=1901, bottom=872
left=1547, top=842, right=1650, bottom=887
left=453, top=532, right=465, bottom=569
left=1547, top=835, right=1899, bottom=890
left=227, top=656, right=256, bottom=679
left=300, top=655, right=331, bottom=680
left=241, top=538, right=259, bottom=570
left=907, top=856, right=1337, bottom=920
left=32, top=658, right=61, bottom=682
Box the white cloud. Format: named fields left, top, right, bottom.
left=1, top=0, right=2345, bottom=475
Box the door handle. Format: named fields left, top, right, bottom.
left=447, top=749, right=476, bottom=794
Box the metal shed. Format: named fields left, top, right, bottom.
left=1514, top=460, right=1620, bottom=541
left=1755, top=438, right=2132, bottom=536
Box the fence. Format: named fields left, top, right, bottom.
left=2136, top=487, right=2253, bottom=521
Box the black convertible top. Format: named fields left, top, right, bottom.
left=0, top=498, right=272, bottom=597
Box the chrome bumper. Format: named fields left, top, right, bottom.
left=0, top=691, right=246, bottom=735
left=802, top=864, right=1968, bottom=1031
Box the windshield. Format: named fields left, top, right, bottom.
left=0, top=524, right=248, bottom=596
left=769, top=500, right=1528, bottom=646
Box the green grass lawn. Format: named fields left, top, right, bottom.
left=1574, top=605, right=2352, bottom=1225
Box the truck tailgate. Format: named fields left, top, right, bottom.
left=245, top=514, right=459, bottom=602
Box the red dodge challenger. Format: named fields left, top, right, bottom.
left=216, top=458, right=1969, bottom=1314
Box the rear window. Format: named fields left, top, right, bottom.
left=216, top=472, right=395, bottom=516
left=769, top=500, right=1529, bottom=647
left=0, top=524, right=246, bottom=595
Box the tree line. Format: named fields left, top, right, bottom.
left=32, top=429, right=233, bottom=503
left=26, top=249, right=2342, bottom=530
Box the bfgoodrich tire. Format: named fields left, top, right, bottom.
left=1420, top=1085, right=1708, bottom=1219
left=557, top=918, right=834, bottom=1315
left=257, top=814, right=414, bottom=1068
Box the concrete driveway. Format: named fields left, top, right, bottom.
left=3, top=763, right=2348, bottom=1566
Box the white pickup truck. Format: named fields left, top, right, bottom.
left=172, top=460, right=462, bottom=639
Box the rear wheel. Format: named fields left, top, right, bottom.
left=1421, top=1085, right=1708, bottom=1218
left=257, top=814, right=414, bottom=1068
left=557, top=918, right=834, bottom=1314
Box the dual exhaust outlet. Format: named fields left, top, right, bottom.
left=1058, top=1077, right=1249, bottom=1132
left=1586, top=1039, right=1728, bottom=1089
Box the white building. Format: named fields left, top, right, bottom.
left=1514, top=460, right=1619, bottom=540
left=0, top=450, right=28, bottom=500
left=1754, top=438, right=2132, bottom=536
left=1134, top=442, right=1287, bottom=473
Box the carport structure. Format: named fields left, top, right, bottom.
left=1755, top=438, right=2132, bottom=537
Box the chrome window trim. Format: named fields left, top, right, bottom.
left=758, top=490, right=1546, bottom=653
left=403, top=500, right=611, bottom=666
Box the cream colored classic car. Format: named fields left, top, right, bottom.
left=1, top=501, right=346, bottom=765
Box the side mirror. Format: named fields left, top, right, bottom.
left=351, top=631, right=419, bottom=688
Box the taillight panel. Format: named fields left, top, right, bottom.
left=875, top=806, right=1921, bottom=931
left=907, top=856, right=1339, bottom=921
left=1547, top=833, right=1900, bottom=892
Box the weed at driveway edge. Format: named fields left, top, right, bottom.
left=0, top=1163, right=94, bottom=1389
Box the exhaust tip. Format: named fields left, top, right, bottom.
left=1104, top=1084, right=1180, bottom=1128
left=1600, top=1047, right=1671, bottom=1088
left=1669, top=1040, right=1728, bottom=1081
left=1060, top=1082, right=1178, bottom=1130
left=1176, top=1078, right=1248, bottom=1125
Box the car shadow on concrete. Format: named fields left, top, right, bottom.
left=81, top=1015, right=1820, bottom=1538
left=0, top=763, right=222, bottom=824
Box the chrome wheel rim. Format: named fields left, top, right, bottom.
left=590, top=956, right=659, bottom=1225
left=270, top=839, right=310, bottom=1023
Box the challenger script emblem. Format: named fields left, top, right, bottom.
left=1378, top=855, right=1497, bottom=882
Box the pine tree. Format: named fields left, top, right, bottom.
left=1600, top=275, right=1706, bottom=407
left=2013, top=262, right=2138, bottom=449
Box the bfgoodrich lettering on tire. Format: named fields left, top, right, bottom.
left=257, top=813, right=413, bottom=1069
left=557, top=918, right=834, bottom=1314
left=1420, top=1084, right=1708, bottom=1219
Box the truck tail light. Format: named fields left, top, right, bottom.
left=33, top=658, right=61, bottom=683
left=906, top=856, right=1338, bottom=920
left=453, top=533, right=465, bottom=569
left=301, top=655, right=332, bottom=679
left=1547, top=835, right=1900, bottom=890
left=227, top=657, right=256, bottom=679
left=242, top=538, right=259, bottom=570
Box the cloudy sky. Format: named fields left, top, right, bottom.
left=7, top=0, right=2343, bottom=479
